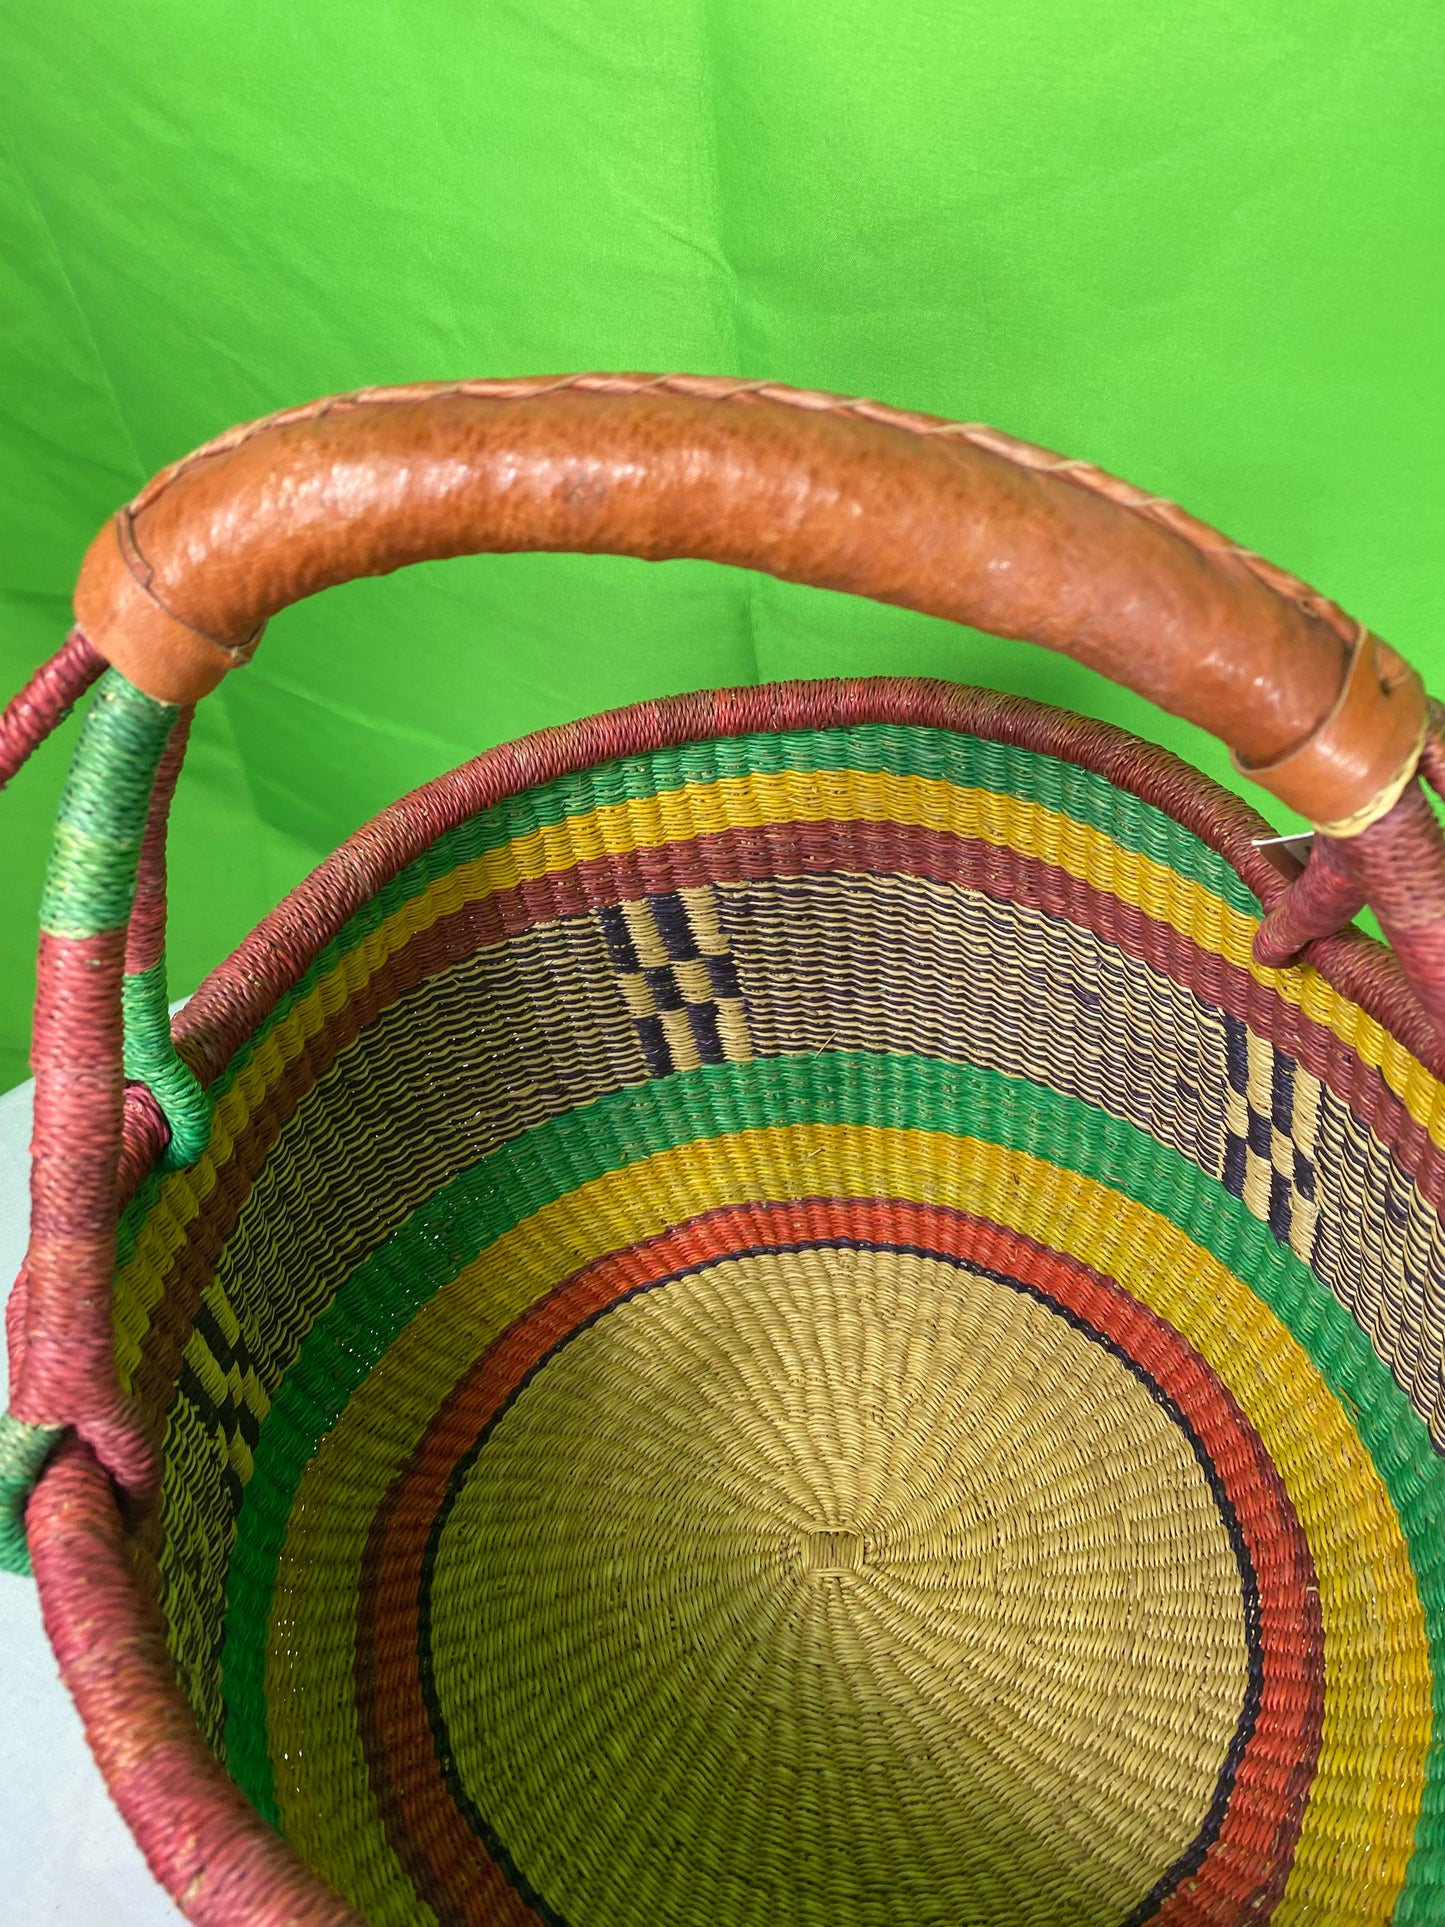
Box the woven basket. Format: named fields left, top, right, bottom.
left=4, top=377, right=1445, bottom=1927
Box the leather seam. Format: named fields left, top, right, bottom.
left=114, top=509, right=264, bottom=666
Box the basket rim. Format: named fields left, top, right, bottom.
left=167, top=673, right=1437, bottom=1094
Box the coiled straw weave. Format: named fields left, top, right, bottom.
left=36, top=678, right=1445, bottom=1922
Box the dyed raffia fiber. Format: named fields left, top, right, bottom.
left=23, top=677, right=1445, bottom=1924
left=0, top=628, right=105, bottom=792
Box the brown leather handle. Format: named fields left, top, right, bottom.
left=73, top=373, right=1425, bottom=827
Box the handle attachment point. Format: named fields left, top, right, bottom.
left=1233, top=630, right=1426, bottom=834
left=76, top=511, right=265, bottom=706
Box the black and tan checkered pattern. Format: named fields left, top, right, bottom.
left=1218, top=1012, right=1319, bottom=1255
left=178, top=1285, right=271, bottom=1508
left=597, top=888, right=754, bottom=1076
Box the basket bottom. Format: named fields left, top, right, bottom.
left=255, top=1215, right=1306, bottom=1927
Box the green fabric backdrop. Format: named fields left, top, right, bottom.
left=2, top=3, right=1441, bottom=1090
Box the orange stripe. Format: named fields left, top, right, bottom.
left=362, top=1199, right=1321, bottom=1925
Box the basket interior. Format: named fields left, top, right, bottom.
left=111, top=703, right=1445, bottom=1925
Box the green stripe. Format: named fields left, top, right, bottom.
left=38, top=669, right=177, bottom=938
left=123, top=963, right=214, bottom=1168
left=200, top=723, right=1261, bottom=1114
left=219, top=1050, right=1445, bottom=1917
left=419, top=724, right=1264, bottom=916
left=35, top=674, right=209, bottom=1163
left=0, top=1412, right=65, bottom=1577
left=117, top=1166, right=164, bottom=1276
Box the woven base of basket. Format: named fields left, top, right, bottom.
left=385, top=1228, right=1260, bottom=1924
left=240, top=1094, right=1359, bottom=1927
left=48, top=682, right=1445, bottom=1926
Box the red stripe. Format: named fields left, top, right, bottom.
left=15, top=929, right=157, bottom=1495
left=471, top=812, right=1443, bottom=1212
left=0, top=628, right=104, bottom=792
left=361, top=1199, right=1322, bottom=1925
left=173, top=675, right=1434, bottom=1091
left=355, top=1457, right=541, bottom=1926
left=125, top=708, right=194, bottom=975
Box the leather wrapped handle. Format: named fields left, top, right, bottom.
left=74, top=373, right=1425, bottom=828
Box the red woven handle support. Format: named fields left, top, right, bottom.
left=0, top=629, right=105, bottom=793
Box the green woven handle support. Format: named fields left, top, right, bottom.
left=1, top=667, right=208, bottom=1574
left=123, top=964, right=213, bottom=1168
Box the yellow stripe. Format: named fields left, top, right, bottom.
left=267, top=1125, right=1429, bottom=1925
left=427, top=767, right=1445, bottom=1140
left=114, top=766, right=1445, bottom=1390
